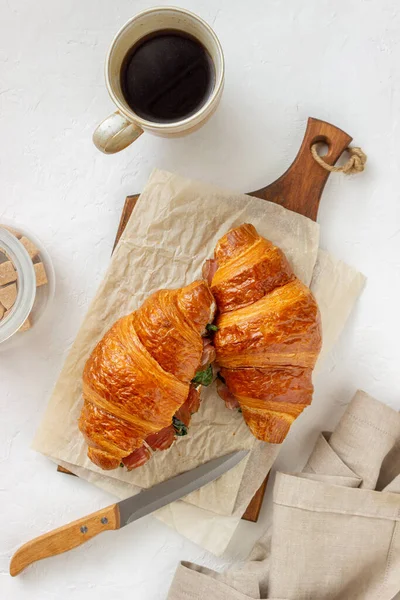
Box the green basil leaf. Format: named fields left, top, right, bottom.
left=238, top=408, right=242, bottom=413
left=192, top=364, right=213, bottom=386
left=206, top=323, right=219, bottom=333
left=119, top=462, right=124, bottom=467
left=173, top=416, right=188, bottom=436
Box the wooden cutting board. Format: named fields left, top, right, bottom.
left=59, top=117, right=352, bottom=523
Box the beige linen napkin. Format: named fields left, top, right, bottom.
left=168, top=390, right=400, bottom=600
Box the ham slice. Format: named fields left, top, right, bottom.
left=202, top=259, right=219, bottom=285
left=122, top=425, right=176, bottom=470
left=175, top=386, right=201, bottom=426
left=199, top=337, right=216, bottom=369
left=122, top=446, right=151, bottom=470
left=217, top=378, right=240, bottom=410
left=146, top=425, right=176, bottom=451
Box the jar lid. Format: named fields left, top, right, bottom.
left=0, top=227, right=36, bottom=344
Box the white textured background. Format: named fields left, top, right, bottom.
left=1, top=1, right=399, bottom=598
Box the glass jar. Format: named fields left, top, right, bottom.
left=0, top=224, right=55, bottom=349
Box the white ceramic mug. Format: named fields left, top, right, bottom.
left=93, top=7, right=225, bottom=154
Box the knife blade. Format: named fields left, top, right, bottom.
left=10, top=450, right=248, bottom=576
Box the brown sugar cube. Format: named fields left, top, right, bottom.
left=20, top=236, right=39, bottom=259
left=1, top=225, right=22, bottom=239
left=19, top=316, right=32, bottom=332
left=0, top=261, right=17, bottom=286
left=0, top=283, right=17, bottom=310
left=34, top=262, right=48, bottom=287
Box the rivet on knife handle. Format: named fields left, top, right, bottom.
left=9, top=504, right=120, bottom=576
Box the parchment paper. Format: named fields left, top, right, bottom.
left=33, top=169, right=365, bottom=554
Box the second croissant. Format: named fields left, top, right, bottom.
left=204, top=224, right=322, bottom=444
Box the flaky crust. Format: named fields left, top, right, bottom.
left=212, top=223, right=294, bottom=313
left=79, top=281, right=215, bottom=470
left=212, top=224, right=322, bottom=444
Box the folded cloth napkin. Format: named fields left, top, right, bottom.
left=167, top=390, right=400, bottom=600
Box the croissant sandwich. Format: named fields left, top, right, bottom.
left=80, top=224, right=321, bottom=469
left=203, top=224, right=322, bottom=444
left=79, top=281, right=216, bottom=470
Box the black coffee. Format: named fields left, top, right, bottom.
left=121, top=30, right=215, bottom=123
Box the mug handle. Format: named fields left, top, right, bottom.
left=93, top=111, right=143, bottom=154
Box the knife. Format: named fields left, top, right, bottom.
left=10, top=450, right=248, bottom=576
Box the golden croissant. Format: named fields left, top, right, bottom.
left=79, top=281, right=216, bottom=470
left=203, top=224, right=322, bottom=444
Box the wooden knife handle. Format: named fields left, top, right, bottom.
left=9, top=503, right=120, bottom=576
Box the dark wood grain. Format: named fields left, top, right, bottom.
left=57, top=465, right=75, bottom=475
left=59, top=117, right=352, bottom=523
left=250, top=117, right=352, bottom=219
left=112, top=197, right=139, bottom=252
left=241, top=474, right=269, bottom=522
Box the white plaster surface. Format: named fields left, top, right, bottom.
left=1, top=1, right=400, bottom=598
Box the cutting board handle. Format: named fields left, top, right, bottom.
left=250, top=117, right=353, bottom=221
